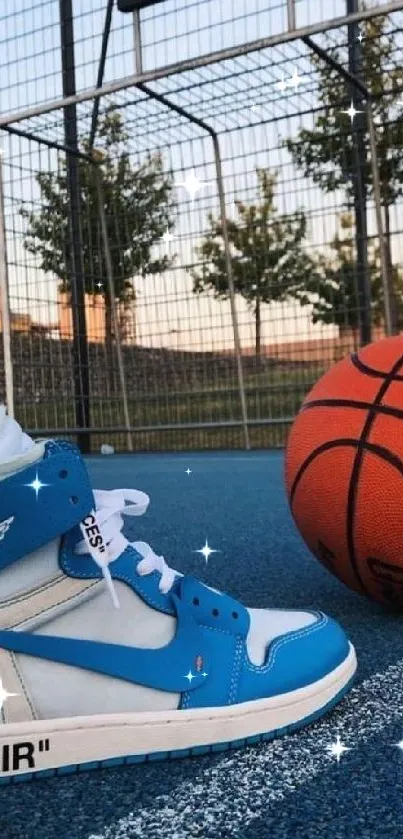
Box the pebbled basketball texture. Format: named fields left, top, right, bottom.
left=284, top=335, right=403, bottom=609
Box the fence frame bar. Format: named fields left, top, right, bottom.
left=303, top=34, right=394, bottom=337
left=1, top=1, right=402, bottom=127
left=0, top=153, right=14, bottom=418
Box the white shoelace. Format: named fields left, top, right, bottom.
left=74, top=489, right=181, bottom=608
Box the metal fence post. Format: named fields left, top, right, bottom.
left=95, top=168, right=134, bottom=451
left=133, top=81, right=251, bottom=450
left=59, top=0, right=91, bottom=453
left=211, top=134, right=250, bottom=450
left=367, top=105, right=395, bottom=336
left=287, top=0, right=296, bottom=31
left=347, top=0, right=371, bottom=345
left=304, top=32, right=399, bottom=341
left=0, top=152, right=14, bottom=418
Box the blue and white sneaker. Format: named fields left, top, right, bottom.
left=0, top=409, right=357, bottom=782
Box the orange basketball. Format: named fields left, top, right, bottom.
left=284, top=335, right=403, bottom=609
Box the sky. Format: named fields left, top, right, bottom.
left=0, top=0, right=398, bottom=351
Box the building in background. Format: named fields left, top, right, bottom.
left=58, top=291, right=137, bottom=344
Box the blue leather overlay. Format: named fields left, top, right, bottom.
left=179, top=627, right=244, bottom=709
left=60, top=538, right=178, bottom=616
left=179, top=576, right=250, bottom=637
left=180, top=612, right=349, bottom=709
left=60, top=538, right=251, bottom=637
left=235, top=613, right=350, bottom=703
left=0, top=441, right=94, bottom=572
left=0, top=594, right=212, bottom=693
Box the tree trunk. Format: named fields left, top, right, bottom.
left=383, top=204, right=399, bottom=334
left=255, top=294, right=261, bottom=363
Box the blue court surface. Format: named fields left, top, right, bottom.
left=1, top=449, right=403, bottom=839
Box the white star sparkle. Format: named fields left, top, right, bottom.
left=161, top=229, right=175, bottom=247
left=96, top=281, right=103, bottom=291
left=277, top=76, right=287, bottom=93
left=25, top=472, right=48, bottom=499
left=185, top=670, right=196, bottom=683
left=288, top=68, right=303, bottom=90
left=357, top=30, right=363, bottom=43
left=341, top=101, right=363, bottom=124
left=195, top=540, right=219, bottom=564
left=326, top=734, right=351, bottom=763
left=177, top=169, right=211, bottom=202
left=392, top=738, right=403, bottom=751
left=277, top=69, right=303, bottom=93
left=0, top=677, right=18, bottom=712
left=185, top=468, right=192, bottom=475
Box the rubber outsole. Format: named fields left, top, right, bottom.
left=0, top=661, right=356, bottom=786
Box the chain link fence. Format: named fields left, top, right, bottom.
left=0, top=0, right=402, bottom=452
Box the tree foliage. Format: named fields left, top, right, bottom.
left=296, top=212, right=403, bottom=331
left=285, top=15, right=403, bottom=205
left=191, top=169, right=318, bottom=358
left=284, top=14, right=403, bottom=333
left=21, top=113, right=176, bottom=341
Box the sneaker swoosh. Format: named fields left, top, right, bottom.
left=0, top=595, right=211, bottom=693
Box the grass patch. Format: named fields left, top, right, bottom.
left=14, top=354, right=325, bottom=452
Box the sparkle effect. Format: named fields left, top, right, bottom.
left=184, top=670, right=208, bottom=683
left=195, top=540, right=219, bottom=564
left=185, top=670, right=195, bottom=683
left=277, top=76, right=287, bottom=93
left=185, top=468, right=192, bottom=475
left=25, top=471, right=48, bottom=499
left=177, top=169, right=211, bottom=202
left=341, top=101, right=363, bottom=124
left=392, top=738, right=403, bottom=751
left=357, top=30, right=363, bottom=43
left=326, top=734, right=351, bottom=763
left=161, top=229, right=175, bottom=247
left=288, top=68, right=303, bottom=91
left=0, top=677, right=18, bottom=712
left=277, top=69, right=303, bottom=93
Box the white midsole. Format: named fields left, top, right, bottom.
left=0, top=644, right=357, bottom=777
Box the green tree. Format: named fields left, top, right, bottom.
left=284, top=14, right=403, bottom=326
left=296, top=212, right=403, bottom=337
left=21, top=113, right=176, bottom=344
left=191, top=169, right=318, bottom=360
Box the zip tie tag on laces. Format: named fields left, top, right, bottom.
left=79, top=511, right=120, bottom=609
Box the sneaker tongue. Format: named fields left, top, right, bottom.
left=0, top=406, right=36, bottom=465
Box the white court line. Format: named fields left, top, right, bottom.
left=87, top=660, right=403, bottom=839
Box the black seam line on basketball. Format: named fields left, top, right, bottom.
left=290, top=438, right=356, bottom=506
left=301, top=399, right=403, bottom=421
left=347, top=350, right=403, bottom=594
left=290, top=437, right=403, bottom=506
left=351, top=353, right=403, bottom=381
